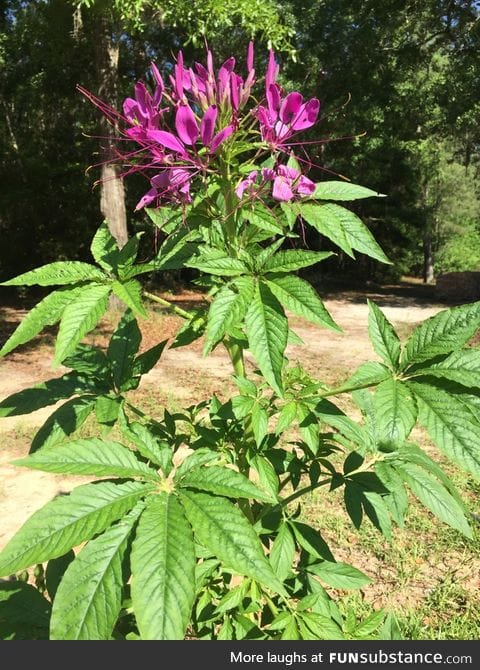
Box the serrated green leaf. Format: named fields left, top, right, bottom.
left=45, top=550, right=75, bottom=600
left=107, top=309, right=142, bottom=389
left=374, top=463, right=409, bottom=527
left=413, top=349, right=480, bottom=388
left=249, top=454, right=279, bottom=499
left=329, top=204, right=390, bottom=263
left=315, top=399, right=368, bottom=448
left=263, top=250, right=333, bottom=274
left=179, top=490, right=286, bottom=596
left=120, top=419, right=172, bottom=472
left=204, top=277, right=254, bottom=355
left=111, top=279, right=147, bottom=317
left=132, top=341, right=167, bottom=377
left=90, top=222, right=119, bottom=272
left=0, top=480, right=154, bottom=576
left=373, top=378, right=417, bottom=443
left=362, top=491, right=392, bottom=539
left=0, top=581, right=51, bottom=637
left=394, top=461, right=472, bottom=537
left=244, top=282, right=288, bottom=397
left=186, top=253, right=247, bottom=277
left=281, top=615, right=300, bottom=639
left=0, top=287, right=83, bottom=357
left=308, top=561, right=371, bottom=589
left=131, top=493, right=196, bottom=640
left=297, top=202, right=353, bottom=256
left=265, top=275, right=340, bottom=332
left=269, top=523, right=295, bottom=582
left=409, top=381, right=480, bottom=478
left=0, top=374, right=91, bottom=418
left=367, top=300, right=401, bottom=370
left=55, top=284, right=111, bottom=364
left=352, top=609, right=386, bottom=638
left=328, top=361, right=391, bottom=396
left=179, top=465, right=275, bottom=503
left=251, top=401, right=268, bottom=447
left=298, top=612, right=344, bottom=640
left=276, top=401, right=298, bottom=434
left=1, top=261, right=107, bottom=287
left=290, top=521, right=334, bottom=561
left=247, top=206, right=284, bottom=234
left=13, top=438, right=160, bottom=481
left=30, top=397, right=96, bottom=452
left=311, top=180, right=386, bottom=201
left=50, top=504, right=144, bottom=640
left=95, top=395, right=122, bottom=426
left=63, top=344, right=111, bottom=376
left=402, top=301, right=480, bottom=368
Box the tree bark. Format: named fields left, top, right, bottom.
left=93, top=11, right=128, bottom=250
left=423, top=228, right=434, bottom=284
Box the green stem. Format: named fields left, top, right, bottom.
left=224, top=339, right=245, bottom=377
left=143, top=290, right=193, bottom=319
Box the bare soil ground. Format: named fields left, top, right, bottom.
left=1, top=278, right=478, bottom=626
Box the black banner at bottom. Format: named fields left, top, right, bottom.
left=1, top=640, right=478, bottom=669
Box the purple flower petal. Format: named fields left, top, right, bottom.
left=210, top=124, right=234, bottom=153
left=291, top=98, right=320, bottom=131
left=272, top=176, right=294, bottom=202
left=297, top=175, right=316, bottom=196
left=265, top=50, right=278, bottom=92
left=175, top=104, right=199, bottom=145
left=135, top=187, right=158, bottom=210
left=147, top=129, right=186, bottom=154
left=266, top=83, right=281, bottom=116
left=247, top=41, right=254, bottom=73
left=279, top=92, right=303, bottom=125
left=200, top=105, right=218, bottom=146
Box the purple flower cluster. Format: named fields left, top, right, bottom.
left=82, top=44, right=321, bottom=211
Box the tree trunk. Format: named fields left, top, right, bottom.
left=423, top=228, right=434, bottom=284
left=93, top=11, right=128, bottom=250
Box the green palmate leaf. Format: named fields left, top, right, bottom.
left=352, top=609, right=387, bottom=639
left=362, top=491, right=392, bottom=539
left=132, top=341, right=168, bottom=376
left=179, top=465, right=275, bottom=503
left=154, top=228, right=200, bottom=270
left=1, top=261, right=107, bottom=287
left=0, top=287, right=83, bottom=357
left=111, top=279, right=147, bottom=317
left=402, top=301, right=480, bottom=368
left=394, top=461, right=472, bottom=537
left=0, top=480, right=154, bottom=576
left=95, top=395, right=122, bottom=426
left=107, top=309, right=142, bottom=389
left=408, top=382, right=480, bottom=478
left=373, top=378, right=417, bottom=443
left=0, top=581, right=51, bottom=637
left=30, top=396, right=96, bottom=452
left=54, top=284, right=111, bottom=364
left=179, top=490, right=286, bottom=596
left=414, top=349, right=480, bottom=388
left=367, top=300, right=401, bottom=369
left=115, top=234, right=141, bottom=276
left=50, top=504, right=144, bottom=640
left=203, top=277, right=254, bottom=355
left=265, top=274, right=340, bottom=332
left=131, top=493, right=196, bottom=640
left=13, top=438, right=160, bottom=481
left=374, top=463, right=409, bottom=527
left=262, top=250, right=333, bottom=274
left=244, top=282, right=288, bottom=396
left=308, top=561, right=371, bottom=589
left=276, top=401, right=298, bottom=434
left=0, top=374, right=90, bottom=418
left=330, top=205, right=390, bottom=263
left=269, top=523, right=295, bottom=582
left=90, top=222, right=119, bottom=272
left=315, top=399, right=368, bottom=449
left=297, top=202, right=353, bottom=256
left=311, top=180, right=386, bottom=201
left=253, top=238, right=285, bottom=270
